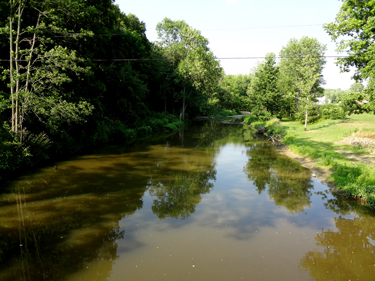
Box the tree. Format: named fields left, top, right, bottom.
left=279, top=37, right=327, bottom=130
left=1, top=0, right=93, bottom=141
left=156, top=18, right=223, bottom=120
left=217, top=74, right=252, bottom=111
left=324, top=0, right=375, bottom=114
left=247, top=53, right=282, bottom=118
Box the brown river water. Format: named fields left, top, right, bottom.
left=0, top=121, right=375, bottom=281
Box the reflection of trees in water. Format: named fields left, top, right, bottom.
left=318, top=188, right=374, bottom=217
left=300, top=214, right=375, bottom=280
left=171, top=121, right=252, bottom=148
left=148, top=122, right=250, bottom=219
left=149, top=165, right=216, bottom=219
left=243, top=143, right=313, bottom=213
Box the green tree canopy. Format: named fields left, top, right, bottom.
left=156, top=18, right=223, bottom=120
left=324, top=0, right=375, bottom=114
left=247, top=53, right=282, bottom=118
left=279, top=37, right=327, bottom=129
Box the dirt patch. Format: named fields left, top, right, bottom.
left=278, top=146, right=335, bottom=189
left=336, top=136, right=375, bottom=158
left=334, top=148, right=375, bottom=165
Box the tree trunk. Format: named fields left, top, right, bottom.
left=14, top=3, right=22, bottom=134
left=304, top=97, right=309, bottom=131
left=296, top=88, right=302, bottom=107
left=10, top=0, right=14, bottom=132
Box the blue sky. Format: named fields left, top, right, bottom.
left=116, top=0, right=354, bottom=90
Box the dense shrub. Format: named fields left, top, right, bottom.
left=296, top=105, right=321, bottom=124
left=0, top=132, right=51, bottom=173
left=265, top=119, right=286, bottom=137
left=319, top=104, right=346, bottom=120
left=243, top=115, right=258, bottom=124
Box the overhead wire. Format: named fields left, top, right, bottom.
left=0, top=23, right=325, bottom=38
left=0, top=55, right=357, bottom=62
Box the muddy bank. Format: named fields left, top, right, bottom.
left=278, top=146, right=335, bottom=189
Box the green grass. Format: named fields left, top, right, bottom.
left=281, top=114, right=375, bottom=209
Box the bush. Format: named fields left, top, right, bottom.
left=296, top=105, right=321, bottom=124
left=211, top=108, right=238, bottom=116
left=265, top=119, right=287, bottom=137
left=251, top=121, right=266, bottom=130
left=320, top=104, right=346, bottom=120
left=0, top=132, right=51, bottom=173
left=243, top=115, right=258, bottom=124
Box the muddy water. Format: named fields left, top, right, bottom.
left=0, top=122, right=375, bottom=281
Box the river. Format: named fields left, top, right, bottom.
left=0, top=121, right=374, bottom=281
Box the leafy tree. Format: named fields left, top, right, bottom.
left=324, top=0, right=375, bottom=114
left=247, top=53, right=282, bottom=118
left=1, top=0, right=95, bottom=140
left=323, top=88, right=347, bottom=103
left=279, top=37, right=327, bottom=130
left=156, top=18, right=223, bottom=120
left=350, top=82, right=365, bottom=93
left=217, top=74, right=252, bottom=111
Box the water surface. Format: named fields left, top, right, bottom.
left=1, top=122, right=374, bottom=281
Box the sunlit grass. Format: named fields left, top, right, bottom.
left=281, top=114, right=375, bottom=209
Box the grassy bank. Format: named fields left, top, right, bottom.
left=281, top=114, right=375, bottom=209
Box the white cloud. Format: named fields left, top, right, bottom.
left=226, top=0, right=237, bottom=3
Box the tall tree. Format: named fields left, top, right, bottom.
left=279, top=37, right=327, bottom=130
left=1, top=0, right=94, bottom=140
left=156, top=18, right=223, bottom=120
left=324, top=0, right=375, bottom=114
left=247, top=53, right=282, bottom=118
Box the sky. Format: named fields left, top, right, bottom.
left=115, top=0, right=354, bottom=90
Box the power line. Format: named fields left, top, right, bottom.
left=178, top=24, right=324, bottom=32
left=0, top=55, right=355, bottom=62
left=0, top=23, right=325, bottom=38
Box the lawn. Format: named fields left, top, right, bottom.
left=281, top=114, right=375, bottom=209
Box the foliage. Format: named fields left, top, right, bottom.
left=243, top=115, right=259, bottom=124
left=156, top=18, right=223, bottom=121
left=0, top=131, right=51, bottom=173
left=279, top=37, right=327, bottom=129
left=319, top=104, right=346, bottom=120
left=324, top=0, right=375, bottom=115
left=324, top=1, right=375, bottom=94
left=217, top=74, right=252, bottom=111
left=323, top=88, right=348, bottom=103
left=247, top=53, right=282, bottom=116
left=264, top=119, right=287, bottom=137
left=295, top=104, right=321, bottom=124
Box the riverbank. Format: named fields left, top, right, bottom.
left=0, top=114, right=186, bottom=188
left=280, top=114, right=375, bottom=208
